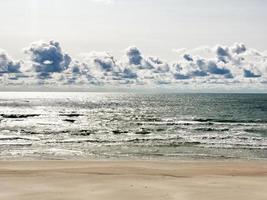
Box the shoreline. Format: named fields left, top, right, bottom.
left=0, top=160, right=266, bottom=200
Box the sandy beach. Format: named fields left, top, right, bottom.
left=0, top=160, right=266, bottom=200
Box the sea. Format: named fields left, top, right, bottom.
left=0, top=92, right=266, bottom=160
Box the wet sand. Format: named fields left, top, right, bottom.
left=0, top=160, right=266, bottom=200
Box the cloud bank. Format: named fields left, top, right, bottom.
left=1, top=40, right=267, bottom=90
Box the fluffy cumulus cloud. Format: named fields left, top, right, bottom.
left=0, top=41, right=267, bottom=89
left=173, top=56, right=232, bottom=80
left=78, top=51, right=137, bottom=85
left=0, top=50, right=21, bottom=74
left=126, top=46, right=143, bottom=66
left=24, top=41, right=71, bottom=75
left=172, top=43, right=267, bottom=83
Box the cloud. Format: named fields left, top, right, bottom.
left=121, top=68, right=137, bottom=79
left=215, top=45, right=232, bottom=63
left=91, top=52, right=118, bottom=72
left=173, top=43, right=266, bottom=81
left=147, top=57, right=170, bottom=73
left=0, top=50, right=21, bottom=74
left=205, top=60, right=231, bottom=75
left=126, top=46, right=143, bottom=66
left=173, top=73, right=190, bottom=80
left=79, top=50, right=137, bottom=84
left=231, top=43, right=247, bottom=54
left=173, top=55, right=232, bottom=81
left=183, top=54, right=193, bottom=62
left=65, top=63, right=98, bottom=85
left=215, top=43, right=247, bottom=65
left=243, top=69, right=261, bottom=78
left=24, top=41, right=71, bottom=75
left=0, top=41, right=266, bottom=88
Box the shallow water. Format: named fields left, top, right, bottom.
left=0, top=92, right=266, bottom=160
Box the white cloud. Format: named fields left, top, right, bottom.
left=24, top=41, right=72, bottom=80
left=0, top=50, right=21, bottom=74
left=0, top=41, right=266, bottom=89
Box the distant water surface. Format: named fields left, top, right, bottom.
left=0, top=92, right=266, bottom=160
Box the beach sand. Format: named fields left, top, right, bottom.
left=0, top=160, right=266, bottom=200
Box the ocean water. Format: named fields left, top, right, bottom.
left=0, top=92, right=266, bottom=160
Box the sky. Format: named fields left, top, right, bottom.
left=1, top=0, right=267, bottom=60
left=0, top=0, right=267, bottom=91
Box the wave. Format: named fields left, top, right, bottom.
left=194, top=127, right=229, bottom=132
left=192, top=118, right=267, bottom=124
left=59, top=113, right=82, bottom=117
left=0, top=114, right=40, bottom=119
left=0, top=136, right=39, bottom=141
left=244, top=128, right=267, bottom=135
